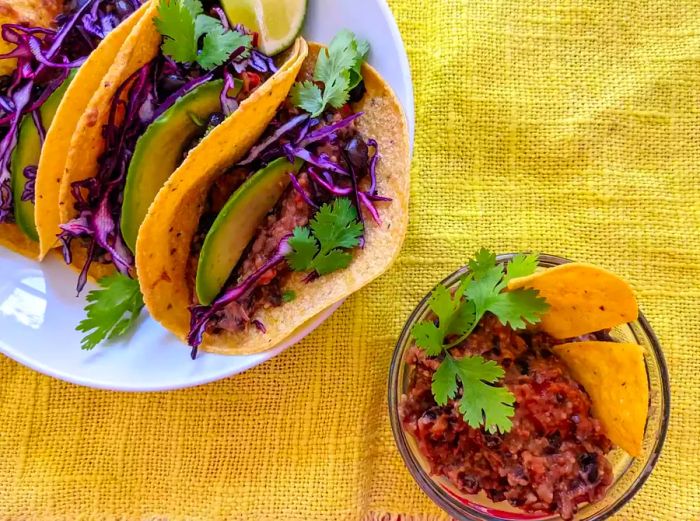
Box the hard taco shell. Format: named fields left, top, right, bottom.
left=34, top=1, right=151, bottom=260
left=136, top=42, right=410, bottom=355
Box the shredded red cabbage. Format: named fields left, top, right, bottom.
left=21, top=166, right=37, bottom=203
left=297, top=112, right=363, bottom=148
left=283, top=145, right=349, bottom=176
left=188, top=238, right=293, bottom=356
left=59, top=63, right=151, bottom=292
left=289, top=172, right=317, bottom=209
left=307, top=167, right=352, bottom=196
left=220, top=68, right=239, bottom=116
left=237, top=114, right=308, bottom=165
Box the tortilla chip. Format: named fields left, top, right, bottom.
left=35, top=1, right=150, bottom=260
left=507, top=263, right=638, bottom=339
left=553, top=340, right=648, bottom=457
left=136, top=41, right=411, bottom=356
left=0, top=0, right=62, bottom=75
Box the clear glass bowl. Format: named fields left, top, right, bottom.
left=388, top=254, right=671, bottom=521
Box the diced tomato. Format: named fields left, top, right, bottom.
left=258, top=268, right=277, bottom=286
left=241, top=71, right=262, bottom=94
left=339, top=104, right=354, bottom=118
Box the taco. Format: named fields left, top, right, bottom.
left=136, top=31, right=410, bottom=357
left=56, top=0, right=306, bottom=293
left=0, top=0, right=148, bottom=259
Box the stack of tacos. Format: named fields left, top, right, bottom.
left=1, top=0, right=147, bottom=257
left=0, top=0, right=411, bottom=357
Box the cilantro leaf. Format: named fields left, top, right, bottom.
left=181, top=0, right=203, bottom=18
left=286, top=199, right=364, bottom=276
left=310, top=198, right=363, bottom=252
left=503, top=252, right=539, bottom=285
left=488, top=288, right=549, bottom=329
left=282, top=290, right=296, bottom=303
left=322, top=72, right=350, bottom=110
left=409, top=249, right=552, bottom=434
left=468, top=248, right=498, bottom=280
left=411, top=322, right=444, bottom=357
left=312, top=249, right=353, bottom=276
left=446, top=299, right=476, bottom=336
left=455, top=356, right=515, bottom=434
left=155, top=0, right=251, bottom=70
left=198, top=24, right=251, bottom=70
left=287, top=226, right=319, bottom=272
left=327, top=29, right=369, bottom=90
left=290, top=30, right=369, bottom=115
left=432, top=355, right=459, bottom=405
left=76, top=274, right=144, bottom=351
left=290, top=81, right=325, bottom=116
left=155, top=0, right=199, bottom=63
left=194, top=13, right=219, bottom=38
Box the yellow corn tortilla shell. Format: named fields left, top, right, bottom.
left=136, top=42, right=411, bottom=356
left=57, top=0, right=160, bottom=280
left=507, top=263, right=638, bottom=339
left=554, top=340, right=648, bottom=457
left=0, top=223, right=39, bottom=258
left=35, top=1, right=150, bottom=260
left=0, top=0, right=63, bottom=75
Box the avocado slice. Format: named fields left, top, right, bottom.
left=10, top=71, right=75, bottom=241
left=121, top=79, right=242, bottom=253
left=196, top=157, right=303, bottom=306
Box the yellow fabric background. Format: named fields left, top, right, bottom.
left=1, top=0, right=699, bottom=519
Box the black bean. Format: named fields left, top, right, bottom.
left=344, top=136, right=369, bottom=171
left=484, top=434, right=502, bottom=448
left=348, top=80, right=366, bottom=103
left=548, top=431, right=562, bottom=450
left=515, top=358, right=530, bottom=375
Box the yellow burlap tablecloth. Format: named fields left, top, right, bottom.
left=1, top=0, right=698, bottom=519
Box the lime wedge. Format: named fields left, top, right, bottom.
left=221, top=0, right=307, bottom=56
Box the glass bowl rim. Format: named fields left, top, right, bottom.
left=388, top=252, right=671, bottom=521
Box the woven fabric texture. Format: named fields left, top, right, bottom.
left=1, top=0, right=698, bottom=519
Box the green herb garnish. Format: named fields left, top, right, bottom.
left=282, top=290, right=297, bottom=303
left=155, top=0, right=252, bottom=70
left=77, top=274, right=144, bottom=351
left=411, top=250, right=549, bottom=433
left=290, top=30, right=369, bottom=117
left=286, top=198, right=364, bottom=276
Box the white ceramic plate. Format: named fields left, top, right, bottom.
left=0, top=0, right=415, bottom=391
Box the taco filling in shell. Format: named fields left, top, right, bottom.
left=187, top=97, right=382, bottom=351
left=0, top=0, right=144, bottom=256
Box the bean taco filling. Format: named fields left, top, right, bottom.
left=399, top=252, right=649, bottom=520
left=401, top=315, right=614, bottom=519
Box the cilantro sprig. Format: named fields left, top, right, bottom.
left=290, top=30, right=369, bottom=117
left=155, top=0, right=252, bottom=70
left=411, top=250, right=549, bottom=434
left=76, top=274, right=144, bottom=350
left=286, top=198, right=364, bottom=276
